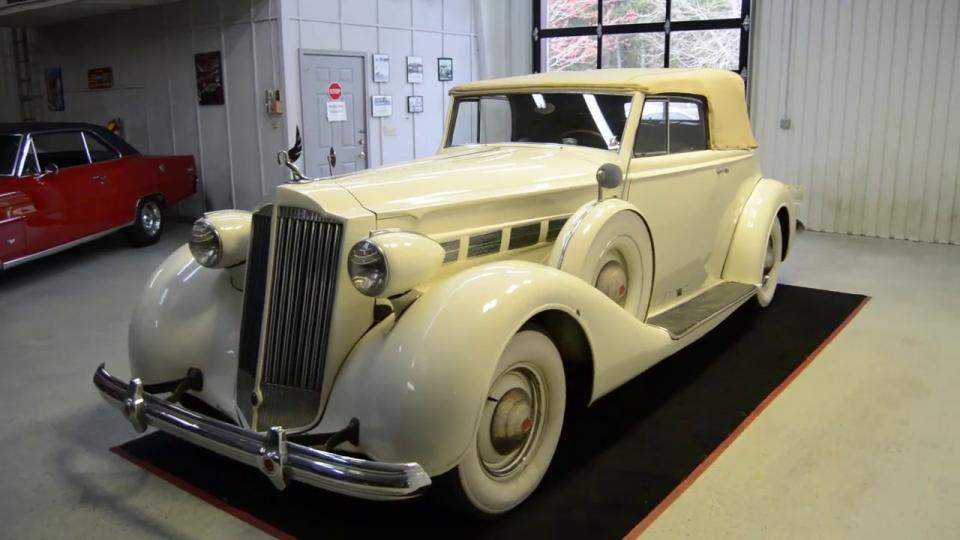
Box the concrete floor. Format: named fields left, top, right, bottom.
left=0, top=224, right=957, bottom=538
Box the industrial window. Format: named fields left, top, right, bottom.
left=634, top=95, right=708, bottom=156
left=534, top=0, right=750, bottom=79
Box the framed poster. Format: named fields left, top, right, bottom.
left=371, top=95, right=392, bottom=117
left=45, top=68, right=64, bottom=111
left=194, top=51, right=225, bottom=105
left=373, top=54, right=389, bottom=83
left=407, top=95, right=423, bottom=114
left=406, top=56, right=423, bottom=84
left=438, top=57, right=453, bottom=82
left=87, top=67, right=113, bottom=89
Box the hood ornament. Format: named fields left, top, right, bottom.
left=278, top=127, right=308, bottom=182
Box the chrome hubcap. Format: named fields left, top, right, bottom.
left=490, top=388, right=534, bottom=455
left=596, top=258, right=628, bottom=306
left=142, top=202, right=162, bottom=236
left=477, top=365, right=545, bottom=478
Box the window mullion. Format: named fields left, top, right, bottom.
left=664, top=0, right=672, bottom=68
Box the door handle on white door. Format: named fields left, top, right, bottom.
left=715, top=167, right=729, bottom=175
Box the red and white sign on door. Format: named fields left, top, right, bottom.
left=328, top=82, right=342, bottom=100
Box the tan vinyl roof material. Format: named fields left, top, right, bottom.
left=451, top=68, right=757, bottom=151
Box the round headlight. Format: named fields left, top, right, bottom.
left=348, top=239, right=388, bottom=296
left=189, top=218, right=222, bottom=268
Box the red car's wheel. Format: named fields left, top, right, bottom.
left=128, top=198, right=164, bottom=246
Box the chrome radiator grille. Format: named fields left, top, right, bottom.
left=236, top=205, right=344, bottom=430
left=261, top=207, right=343, bottom=391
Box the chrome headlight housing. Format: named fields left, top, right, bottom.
left=189, top=217, right=222, bottom=268
left=188, top=210, right=252, bottom=269
left=347, top=232, right=445, bottom=298
left=348, top=239, right=388, bottom=296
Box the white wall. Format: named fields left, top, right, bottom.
left=752, top=0, right=960, bottom=244
left=8, top=0, right=286, bottom=215
left=278, top=0, right=479, bottom=168
left=475, top=0, right=532, bottom=79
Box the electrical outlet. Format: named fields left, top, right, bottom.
left=779, top=117, right=792, bottom=130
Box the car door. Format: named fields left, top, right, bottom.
left=23, top=131, right=105, bottom=253
left=80, top=130, right=143, bottom=228
left=625, top=95, right=725, bottom=309
left=0, top=134, right=26, bottom=263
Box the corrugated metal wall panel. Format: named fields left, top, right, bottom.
left=752, top=0, right=960, bottom=244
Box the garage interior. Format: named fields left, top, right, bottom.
left=1, top=0, right=959, bottom=538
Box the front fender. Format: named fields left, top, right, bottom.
left=128, top=244, right=243, bottom=421
left=722, top=178, right=796, bottom=285
left=318, top=261, right=674, bottom=476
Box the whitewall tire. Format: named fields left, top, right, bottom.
left=756, top=218, right=783, bottom=307
left=449, top=329, right=566, bottom=515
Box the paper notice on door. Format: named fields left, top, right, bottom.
left=326, top=101, right=347, bottom=122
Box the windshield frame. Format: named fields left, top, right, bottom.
left=0, top=134, right=23, bottom=177
left=444, top=89, right=640, bottom=156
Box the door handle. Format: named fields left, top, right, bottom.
left=715, top=167, right=729, bottom=175
left=93, top=175, right=107, bottom=182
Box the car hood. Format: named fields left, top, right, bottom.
left=332, top=144, right=611, bottom=219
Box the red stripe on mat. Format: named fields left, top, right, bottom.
left=110, top=446, right=295, bottom=540
left=624, top=295, right=871, bottom=539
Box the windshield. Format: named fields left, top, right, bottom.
left=0, top=134, right=21, bottom=176
left=448, top=93, right=633, bottom=151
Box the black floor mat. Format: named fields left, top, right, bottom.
left=113, top=285, right=867, bottom=539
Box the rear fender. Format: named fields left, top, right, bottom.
left=318, top=261, right=673, bottom=476
left=722, top=178, right=796, bottom=285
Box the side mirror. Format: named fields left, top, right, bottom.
left=39, top=163, right=59, bottom=178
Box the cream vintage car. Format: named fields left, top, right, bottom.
left=94, top=68, right=798, bottom=515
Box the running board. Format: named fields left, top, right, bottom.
left=648, top=282, right=756, bottom=339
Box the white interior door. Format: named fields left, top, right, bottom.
left=300, top=52, right=367, bottom=177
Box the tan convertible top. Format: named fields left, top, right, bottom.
left=451, top=68, right=757, bottom=151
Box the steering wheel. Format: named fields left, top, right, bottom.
left=556, top=129, right=608, bottom=149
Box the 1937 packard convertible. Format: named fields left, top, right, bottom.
left=94, top=68, right=798, bottom=515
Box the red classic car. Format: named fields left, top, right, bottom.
left=0, top=122, right=197, bottom=270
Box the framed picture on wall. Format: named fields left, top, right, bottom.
left=194, top=51, right=225, bottom=105
left=373, top=53, right=389, bottom=83
left=45, top=67, right=64, bottom=111
left=371, top=95, right=393, bottom=117
left=407, top=95, right=423, bottom=114
left=438, top=57, right=453, bottom=82
left=406, top=56, right=423, bottom=84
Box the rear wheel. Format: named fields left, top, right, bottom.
left=128, top=198, right=164, bottom=246
left=756, top=218, right=783, bottom=307
left=444, top=329, right=566, bottom=515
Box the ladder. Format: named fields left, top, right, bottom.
left=11, top=27, right=35, bottom=121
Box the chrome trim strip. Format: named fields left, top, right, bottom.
left=93, top=364, right=431, bottom=500
left=1, top=222, right=132, bottom=271
left=555, top=201, right=598, bottom=269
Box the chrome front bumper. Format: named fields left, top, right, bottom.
left=93, top=364, right=431, bottom=500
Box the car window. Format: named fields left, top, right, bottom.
left=21, top=139, right=39, bottom=176
left=83, top=132, right=120, bottom=163
left=0, top=134, right=21, bottom=176
left=33, top=131, right=90, bottom=169
left=449, top=92, right=633, bottom=151
left=634, top=96, right=708, bottom=157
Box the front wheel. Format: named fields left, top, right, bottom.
left=756, top=218, right=783, bottom=307
left=128, top=198, right=164, bottom=246
left=444, top=329, right=566, bottom=515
